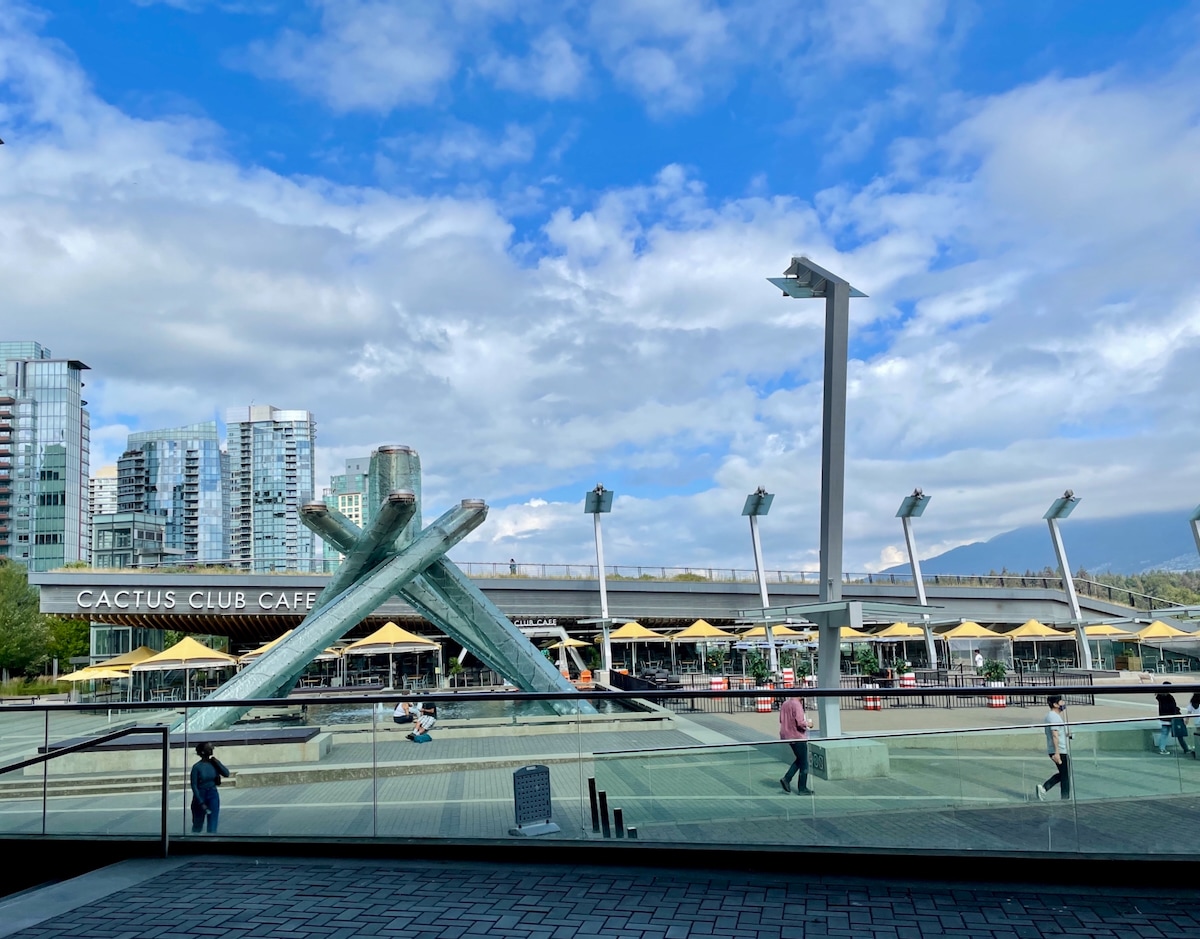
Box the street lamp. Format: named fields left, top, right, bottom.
left=743, top=487, right=778, bottom=673
left=1189, top=505, right=1200, bottom=561
left=1044, top=489, right=1092, bottom=669
left=766, top=256, right=867, bottom=738
left=585, top=483, right=615, bottom=672
left=895, top=488, right=937, bottom=668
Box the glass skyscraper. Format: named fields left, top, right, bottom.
left=116, top=421, right=228, bottom=565
left=0, top=342, right=90, bottom=571
left=225, top=405, right=316, bottom=572
left=321, top=456, right=371, bottom=569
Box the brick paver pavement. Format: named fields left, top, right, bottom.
left=7, top=857, right=1200, bottom=939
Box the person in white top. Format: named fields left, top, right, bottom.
left=1185, top=693, right=1200, bottom=760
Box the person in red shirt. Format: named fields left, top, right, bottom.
left=779, top=695, right=815, bottom=795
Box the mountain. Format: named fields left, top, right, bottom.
left=887, top=510, right=1199, bottom=576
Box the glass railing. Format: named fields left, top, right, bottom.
left=1, top=683, right=1197, bottom=854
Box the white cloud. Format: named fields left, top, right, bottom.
left=5, top=9, right=1200, bottom=578
left=387, top=122, right=537, bottom=174
left=479, top=30, right=588, bottom=99
left=243, top=1, right=462, bottom=112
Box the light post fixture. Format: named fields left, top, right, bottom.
left=896, top=488, right=937, bottom=668
left=585, top=483, right=615, bottom=672
left=743, top=487, right=778, bottom=674
left=766, top=256, right=867, bottom=737
left=1190, top=505, right=1200, bottom=561
left=1044, top=489, right=1092, bottom=669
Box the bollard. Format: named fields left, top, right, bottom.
left=588, top=777, right=600, bottom=833
left=863, top=684, right=882, bottom=711
left=756, top=683, right=773, bottom=713
left=598, top=790, right=611, bottom=838
left=900, top=672, right=916, bottom=688
left=781, top=667, right=795, bottom=688
left=627, top=828, right=638, bottom=840
left=613, top=808, right=624, bottom=838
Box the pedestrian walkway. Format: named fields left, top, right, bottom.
left=1, top=856, right=1197, bottom=938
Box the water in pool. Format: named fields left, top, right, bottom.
left=306, top=697, right=637, bottom=725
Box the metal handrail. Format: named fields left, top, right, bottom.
left=0, top=725, right=170, bottom=857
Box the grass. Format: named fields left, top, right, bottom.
left=0, top=678, right=68, bottom=697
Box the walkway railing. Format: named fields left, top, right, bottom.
left=0, top=683, right=1197, bottom=858
left=73, top=559, right=1173, bottom=611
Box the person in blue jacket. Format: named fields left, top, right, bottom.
left=190, top=742, right=231, bottom=833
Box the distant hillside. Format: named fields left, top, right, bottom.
left=887, top=510, right=1199, bottom=576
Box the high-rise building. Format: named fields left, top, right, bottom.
left=225, top=405, right=316, bottom=572
left=321, top=456, right=371, bottom=569
left=0, top=342, right=90, bottom=571
left=89, top=465, right=118, bottom=517
left=116, top=421, right=228, bottom=565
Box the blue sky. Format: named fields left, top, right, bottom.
left=4, top=0, right=1200, bottom=572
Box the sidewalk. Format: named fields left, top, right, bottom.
left=2, top=856, right=1198, bottom=938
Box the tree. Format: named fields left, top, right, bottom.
left=0, top=560, right=49, bottom=679
left=46, top=617, right=90, bottom=664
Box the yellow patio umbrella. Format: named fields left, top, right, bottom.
left=870, top=621, right=925, bottom=665
left=605, top=621, right=666, bottom=641
left=344, top=621, right=439, bottom=688
left=872, top=622, right=925, bottom=638
left=1006, top=619, right=1063, bottom=638
left=544, top=637, right=591, bottom=650
left=62, top=667, right=129, bottom=682
left=1126, top=620, right=1190, bottom=641
left=131, top=636, right=237, bottom=701
left=839, top=626, right=874, bottom=641
left=238, top=629, right=295, bottom=664
left=1084, top=623, right=1135, bottom=637
left=600, top=621, right=667, bottom=672
left=939, top=621, right=1005, bottom=640
left=94, top=646, right=157, bottom=669
left=740, top=624, right=812, bottom=643
left=1004, top=619, right=1069, bottom=667
left=670, top=619, right=738, bottom=641
left=668, top=619, right=737, bottom=675
left=1080, top=623, right=1136, bottom=666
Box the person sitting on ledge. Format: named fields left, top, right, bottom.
left=393, top=701, right=432, bottom=725
left=406, top=704, right=437, bottom=743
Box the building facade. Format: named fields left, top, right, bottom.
left=116, top=421, right=227, bottom=565
left=0, top=342, right=90, bottom=571
left=225, top=405, right=316, bottom=572
left=321, top=456, right=371, bottom=569
left=90, top=511, right=178, bottom=569
left=89, top=465, right=118, bottom=518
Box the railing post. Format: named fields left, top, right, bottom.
left=160, top=727, right=170, bottom=858
left=41, top=710, right=49, bottom=837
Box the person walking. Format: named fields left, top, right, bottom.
left=973, top=649, right=984, bottom=672
left=1155, top=683, right=1192, bottom=756
left=1035, top=694, right=1070, bottom=801
left=778, top=694, right=814, bottom=795
left=1185, top=693, right=1200, bottom=760
left=190, top=742, right=231, bottom=833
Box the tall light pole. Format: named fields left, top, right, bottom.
left=585, top=483, right=615, bottom=672
left=767, top=257, right=867, bottom=737
left=1044, top=490, right=1092, bottom=670
left=1190, top=505, right=1200, bottom=561
left=896, top=488, right=936, bottom=668
left=743, top=487, right=777, bottom=674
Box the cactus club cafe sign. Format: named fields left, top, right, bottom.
left=75, top=588, right=320, bottom=613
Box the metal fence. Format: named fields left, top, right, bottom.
left=611, top=669, right=1095, bottom=713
